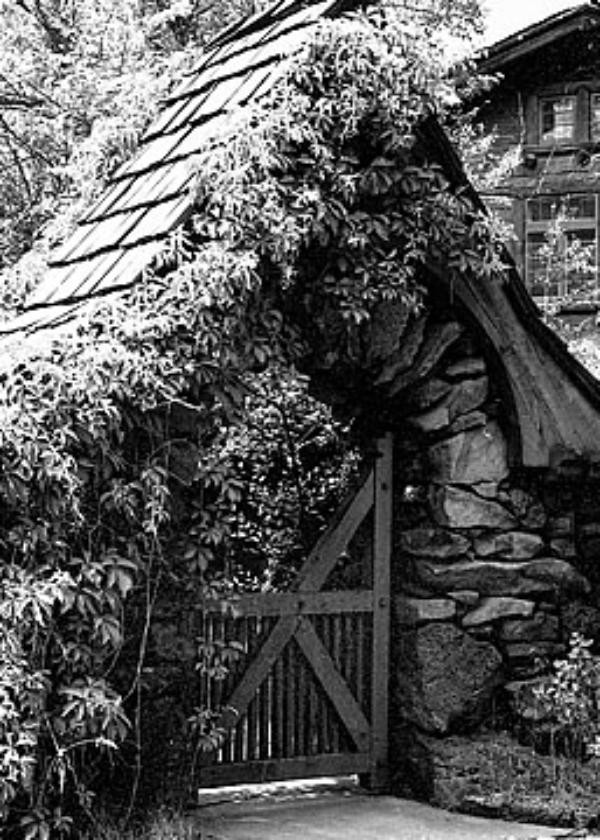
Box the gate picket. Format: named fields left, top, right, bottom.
left=196, top=434, right=392, bottom=790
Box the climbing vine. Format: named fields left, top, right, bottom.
left=0, top=1, right=502, bottom=835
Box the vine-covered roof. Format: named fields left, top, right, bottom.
left=5, top=0, right=600, bottom=467
left=2, top=0, right=350, bottom=336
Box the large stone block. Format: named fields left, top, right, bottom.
left=462, top=597, right=535, bottom=627
left=474, top=531, right=544, bottom=560
left=448, top=589, right=479, bottom=607
left=501, top=612, right=560, bottom=643
left=393, top=623, right=502, bottom=735
left=472, top=482, right=501, bottom=499
left=448, top=410, right=488, bottom=436
left=444, top=357, right=486, bottom=380
left=399, top=526, right=470, bottom=560
left=407, top=403, right=452, bottom=433
left=431, top=486, right=516, bottom=529
left=388, top=320, right=464, bottom=396
left=522, top=558, right=591, bottom=596
left=375, top=315, right=427, bottom=385
left=408, top=377, right=453, bottom=411
left=416, top=557, right=590, bottom=598
left=428, top=422, right=508, bottom=485
left=390, top=730, right=600, bottom=825
left=394, top=596, right=457, bottom=626
left=447, top=376, right=489, bottom=419
left=408, top=406, right=488, bottom=435
left=406, top=380, right=488, bottom=433
left=504, top=488, right=546, bottom=529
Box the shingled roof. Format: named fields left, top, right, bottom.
left=1, top=0, right=351, bottom=337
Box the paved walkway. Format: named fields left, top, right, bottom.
left=193, top=780, right=592, bottom=840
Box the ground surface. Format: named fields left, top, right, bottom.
left=192, top=779, right=596, bottom=840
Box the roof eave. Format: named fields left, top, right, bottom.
left=479, top=5, right=600, bottom=73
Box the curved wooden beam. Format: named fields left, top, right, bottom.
left=427, top=258, right=600, bottom=467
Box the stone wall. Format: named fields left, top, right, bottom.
left=383, top=311, right=600, bottom=800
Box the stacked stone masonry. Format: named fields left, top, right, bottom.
left=372, top=308, right=600, bottom=797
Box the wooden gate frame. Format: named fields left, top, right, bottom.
left=198, top=434, right=392, bottom=790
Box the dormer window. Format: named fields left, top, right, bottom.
left=540, top=96, right=576, bottom=145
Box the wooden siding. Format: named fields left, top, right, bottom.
left=476, top=82, right=600, bottom=197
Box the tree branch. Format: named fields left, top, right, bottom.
left=0, top=114, right=56, bottom=167
left=15, top=0, right=73, bottom=54
left=0, top=94, right=45, bottom=109
left=0, top=126, right=33, bottom=204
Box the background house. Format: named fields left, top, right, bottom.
left=477, top=1, right=600, bottom=312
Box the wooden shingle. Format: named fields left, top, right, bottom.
left=119, top=195, right=191, bottom=248
left=30, top=252, right=125, bottom=307
left=49, top=210, right=148, bottom=267
left=85, top=162, right=195, bottom=222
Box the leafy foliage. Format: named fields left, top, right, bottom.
left=181, top=368, right=361, bottom=587
left=532, top=633, right=600, bottom=761
left=0, top=0, right=501, bottom=834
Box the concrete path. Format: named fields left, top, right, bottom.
left=193, top=780, right=593, bottom=840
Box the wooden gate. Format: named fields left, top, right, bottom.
left=196, top=434, right=392, bottom=790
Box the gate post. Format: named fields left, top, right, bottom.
left=370, top=432, right=392, bottom=791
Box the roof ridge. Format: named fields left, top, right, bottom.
left=206, top=0, right=366, bottom=52
left=481, top=2, right=600, bottom=65
left=207, top=0, right=323, bottom=51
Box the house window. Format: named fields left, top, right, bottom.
left=530, top=87, right=600, bottom=146
left=539, top=96, right=576, bottom=145
left=525, top=194, right=598, bottom=300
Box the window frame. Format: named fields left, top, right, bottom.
left=526, top=83, right=600, bottom=148
left=524, top=194, right=599, bottom=303
left=539, top=95, right=576, bottom=146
